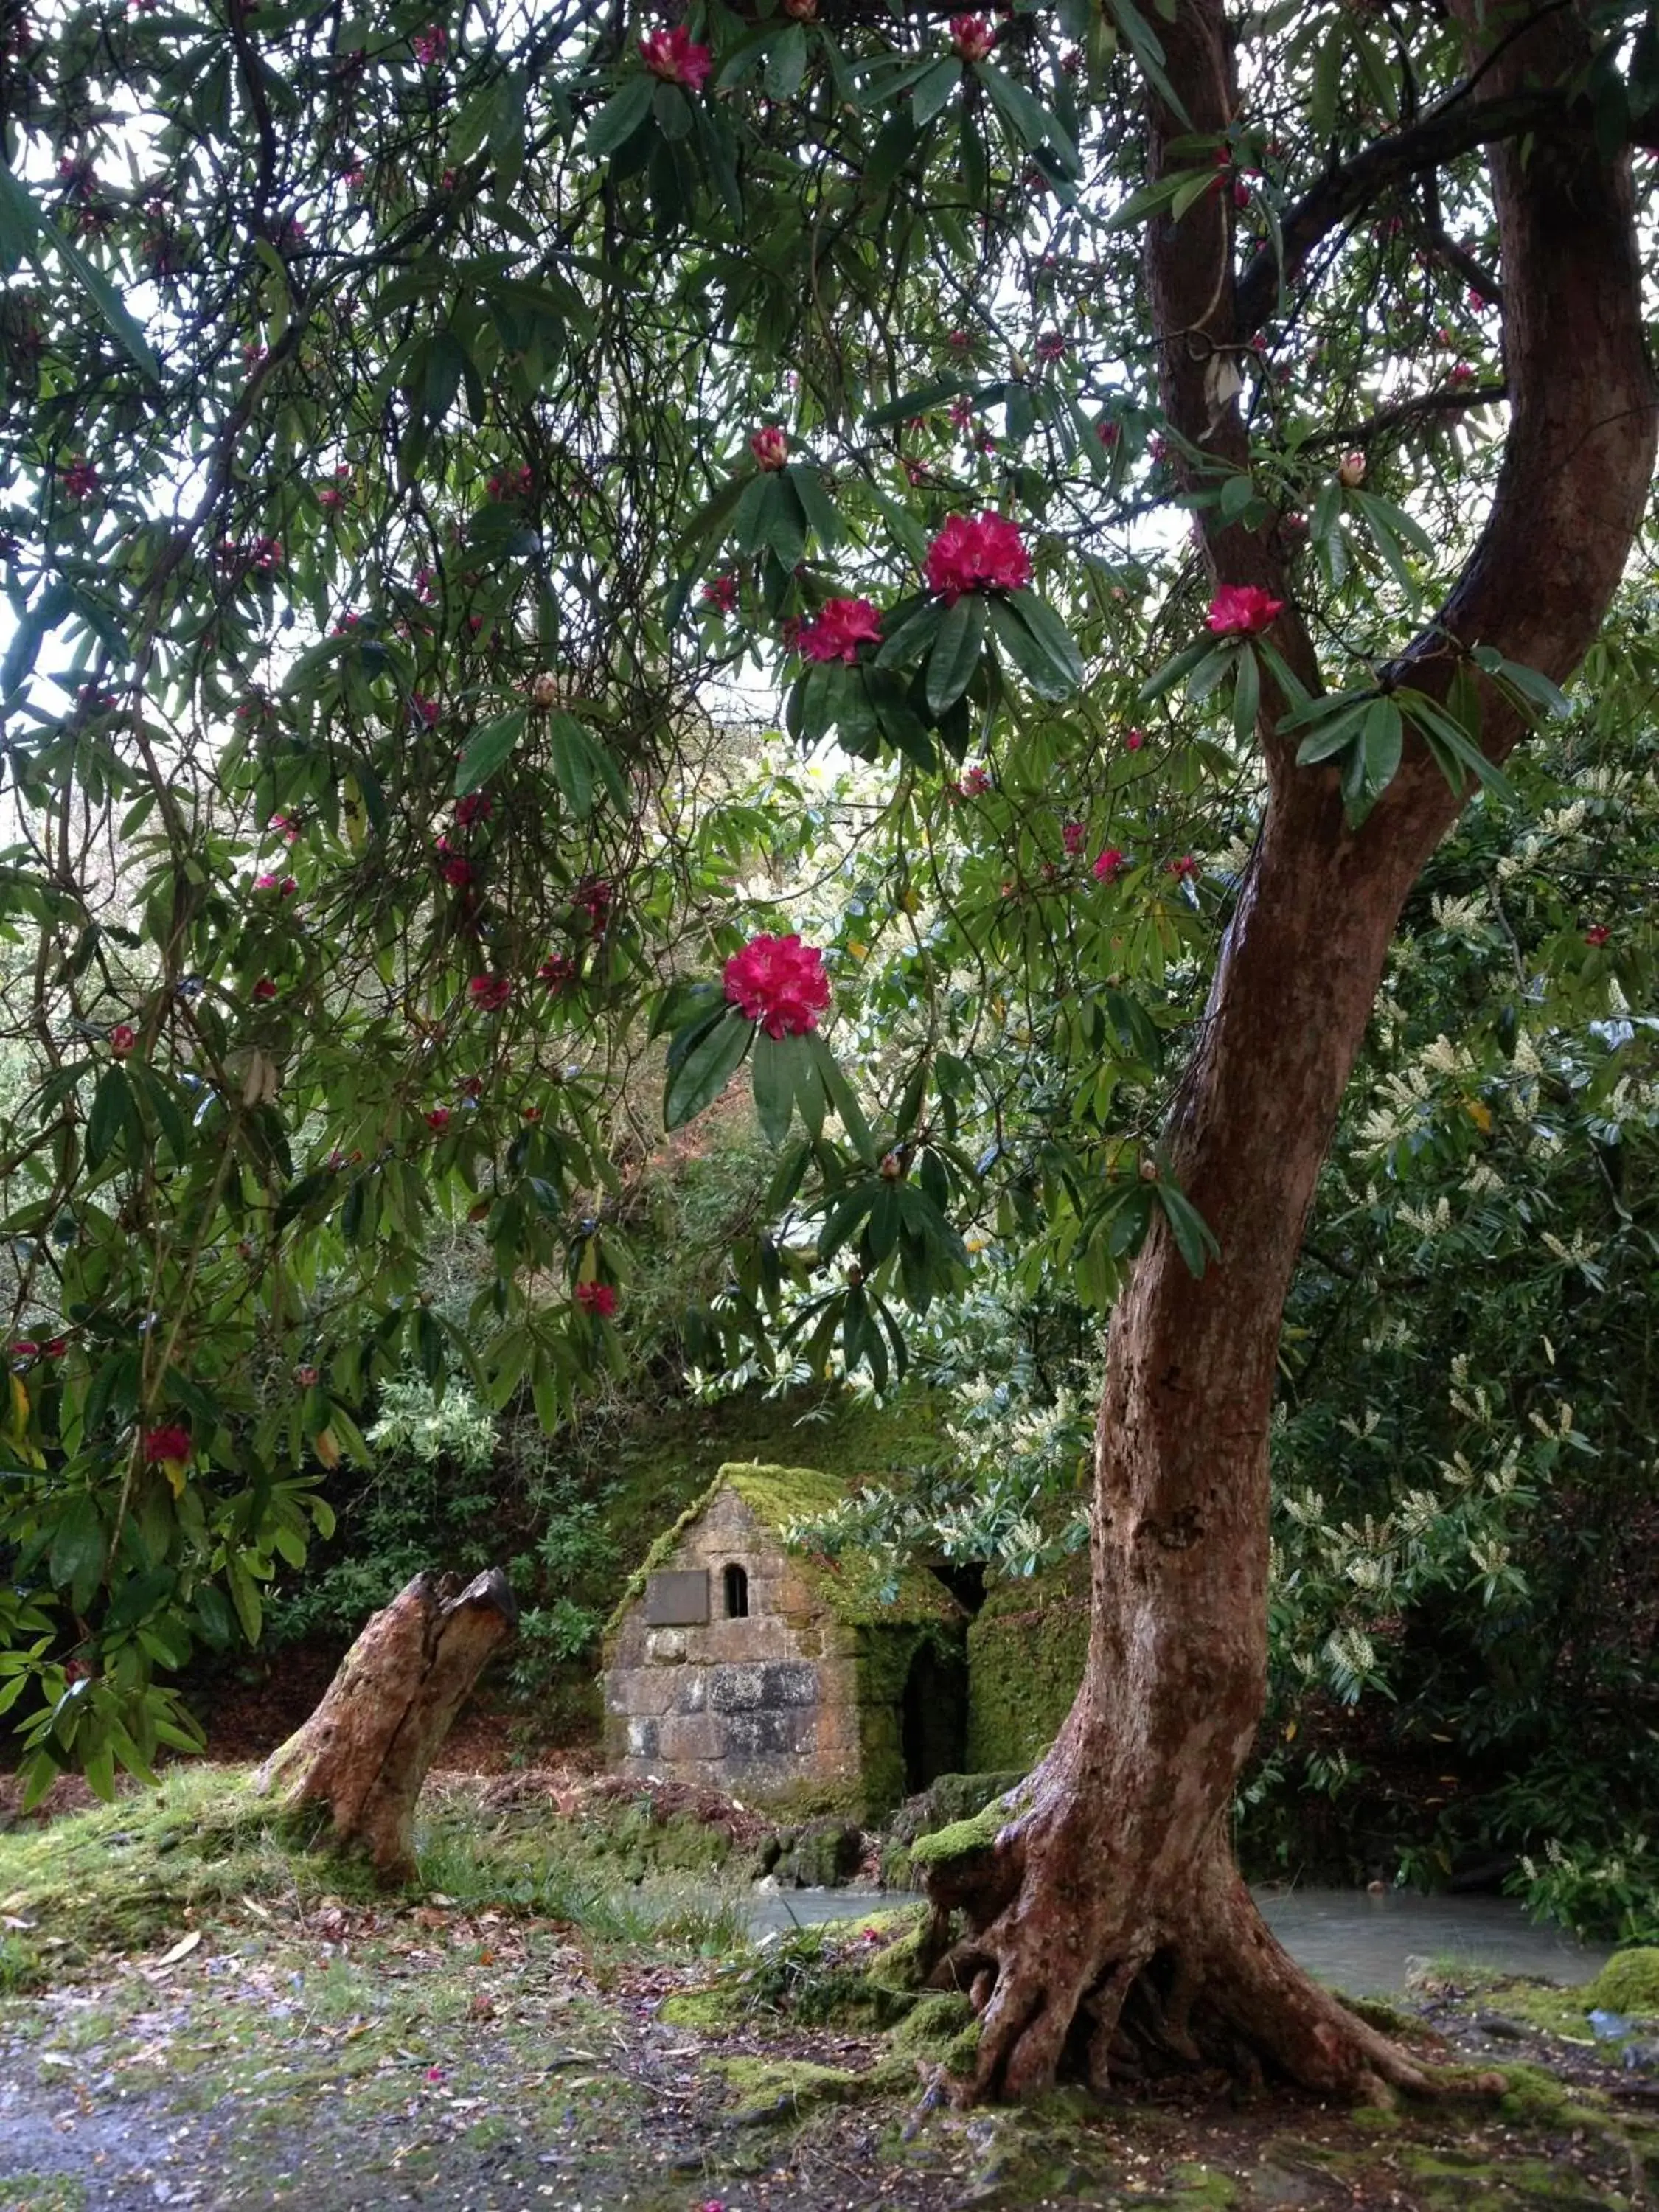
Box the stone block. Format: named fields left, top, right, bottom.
left=675, top=1670, right=708, bottom=1713
left=645, top=1628, right=688, bottom=1663
left=625, top=1716, right=660, bottom=1759
left=645, top=1570, right=709, bottom=1626
left=658, top=1713, right=721, bottom=1761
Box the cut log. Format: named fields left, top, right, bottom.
left=254, top=1568, right=517, bottom=1879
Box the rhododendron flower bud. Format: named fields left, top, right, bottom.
left=1093, top=848, right=1126, bottom=882
left=11, top=1340, right=38, bottom=1359
left=529, top=671, right=559, bottom=707
left=295, top=1364, right=320, bottom=1388
left=142, top=1424, right=192, bottom=1464
left=1448, top=361, right=1475, bottom=386
left=109, top=1023, right=136, bottom=1055
left=468, top=974, right=512, bottom=1011
left=749, top=425, right=789, bottom=471
left=923, top=511, right=1032, bottom=602
left=252, top=978, right=278, bottom=1002
left=1124, top=728, right=1146, bottom=751
left=1584, top=925, right=1610, bottom=947
left=950, top=13, right=995, bottom=58
left=723, top=933, right=832, bottom=1039
left=1338, top=450, right=1366, bottom=488
left=1206, top=584, right=1284, bottom=636
left=783, top=0, right=815, bottom=18
left=1097, top=418, right=1120, bottom=448
left=640, top=24, right=712, bottom=88
left=425, top=1107, right=451, bottom=1132
left=797, top=597, right=883, bottom=664
left=1062, top=821, right=1085, bottom=855
left=575, top=1280, right=618, bottom=1318
left=44, top=1338, right=66, bottom=1359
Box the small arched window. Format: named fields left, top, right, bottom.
left=723, top=1562, right=749, bottom=1619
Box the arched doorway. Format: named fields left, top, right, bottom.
left=901, top=1638, right=967, bottom=1792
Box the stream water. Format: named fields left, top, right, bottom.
left=744, top=1882, right=1615, bottom=1994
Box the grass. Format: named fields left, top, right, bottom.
left=0, top=1763, right=749, bottom=1977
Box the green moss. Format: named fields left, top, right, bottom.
left=1586, top=1947, right=1659, bottom=2017
left=966, top=1552, right=1090, bottom=1770
left=707, top=2054, right=873, bottom=2120
left=657, top=1985, right=745, bottom=2028
left=889, top=1990, right=974, bottom=2053
left=1489, top=2062, right=1604, bottom=2126
left=864, top=1913, right=931, bottom=1992
left=1164, top=2165, right=1238, bottom=2207
left=908, top=1790, right=1020, bottom=1870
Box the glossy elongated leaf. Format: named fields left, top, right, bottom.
left=927, top=594, right=987, bottom=715
left=665, top=1008, right=752, bottom=1129
left=585, top=74, right=657, bottom=157
left=454, top=707, right=527, bottom=794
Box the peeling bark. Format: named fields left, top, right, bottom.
left=254, top=1568, right=518, bottom=1879
left=920, top=0, right=1655, bottom=2105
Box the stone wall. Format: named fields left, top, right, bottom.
left=604, top=1486, right=868, bottom=1801
left=965, top=1549, right=1089, bottom=1772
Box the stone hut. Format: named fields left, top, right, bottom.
left=602, top=1461, right=967, bottom=1817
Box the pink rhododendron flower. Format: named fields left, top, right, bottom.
left=425, top=1107, right=451, bottom=1133
left=1447, top=361, right=1475, bottom=386
left=142, top=1424, right=192, bottom=1464
left=1338, top=450, right=1366, bottom=488
left=1035, top=330, right=1065, bottom=364
left=575, top=1281, right=618, bottom=1318
left=61, top=458, right=98, bottom=501
left=1124, top=728, right=1146, bottom=751
left=1206, top=584, right=1283, bottom=636
left=1093, top=848, right=1127, bottom=882
left=11, top=1340, right=38, bottom=1359
left=950, top=764, right=991, bottom=799
left=1097, top=418, right=1120, bottom=448
left=469, top=975, right=512, bottom=1011
left=411, top=692, right=441, bottom=727
left=702, top=573, right=740, bottom=615
left=574, top=877, right=613, bottom=933
left=252, top=978, right=278, bottom=1002
left=949, top=396, right=974, bottom=431
left=1167, top=854, right=1200, bottom=880
left=1584, top=925, right=1611, bottom=947
left=723, top=933, right=832, bottom=1038
left=923, top=512, right=1032, bottom=602
left=455, top=792, right=492, bottom=828
left=411, top=24, right=445, bottom=63
left=950, top=13, right=995, bottom=59
left=748, top=425, right=789, bottom=471
left=797, top=597, right=882, bottom=664
left=442, top=856, right=475, bottom=888
left=1062, top=821, right=1085, bottom=855
left=538, top=953, right=578, bottom=988
left=109, top=1023, right=136, bottom=1055
left=640, top=24, right=712, bottom=88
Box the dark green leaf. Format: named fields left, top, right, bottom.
left=665, top=1008, right=753, bottom=1130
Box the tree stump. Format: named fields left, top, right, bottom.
left=254, top=1568, right=517, bottom=1879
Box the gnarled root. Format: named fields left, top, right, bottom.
left=917, top=1778, right=1437, bottom=2107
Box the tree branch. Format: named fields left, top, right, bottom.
left=1234, top=86, right=1562, bottom=338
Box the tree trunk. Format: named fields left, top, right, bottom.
left=254, top=1568, right=517, bottom=1879
left=919, top=0, right=1655, bottom=2104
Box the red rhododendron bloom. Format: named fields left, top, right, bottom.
left=11, top=1341, right=38, bottom=1359
left=748, top=425, right=789, bottom=471
left=411, top=24, right=445, bottom=63
left=640, top=24, right=712, bottom=88
left=142, top=1424, right=192, bottom=1464
left=1167, top=854, right=1200, bottom=880
left=442, top=856, right=474, bottom=888
left=425, top=1107, right=451, bottom=1132
left=469, top=974, right=512, bottom=1011
left=410, top=692, right=440, bottom=727
left=575, top=1281, right=619, bottom=1318
left=723, top=933, right=832, bottom=1039
left=950, top=13, right=995, bottom=58
left=1035, top=330, right=1065, bottom=364
left=109, top=1023, right=136, bottom=1055
left=952, top=763, right=991, bottom=798
left=702, top=573, right=740, bottom=615
left=574, top=877, right=613, bottom=932
left=1093, top=848, right=1127, bottom=882
left=1206, top=584, right=1284, bottom=636
left=252, top=977, right=278, bottom=1002
left=1097, top=418, right=1120, bottom=448
left=797, top=597, right=882, bottom=664
left=455, top=792, right=492, bottom=827
left=1584, top=925, right=1611, bottom=947
left=538, top=953, right=578, bottom=988
left=924, top=511, right=1032, bottom=602
left=61, top=457, right=98, bottom=501
left=1062, top=821, right=1085, bottom=855
left=1124, top=728, right=1146, bottom=751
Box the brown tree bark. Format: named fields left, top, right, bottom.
left=254, top=1568, right=518, bottom=1879
left=920, top=0, right=1655, bottom=2102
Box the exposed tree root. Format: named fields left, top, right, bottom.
left=917, top=1773, right=1440, bottom=2108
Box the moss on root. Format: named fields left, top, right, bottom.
left=1585, top=1947, right=1659, bottom=2017
left=889, top=1990, right=975, bottom=2053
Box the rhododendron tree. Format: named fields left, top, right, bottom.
left=1, top=0, right=1655, bottom=2114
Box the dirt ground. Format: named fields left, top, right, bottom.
left=2, top=1882, right=1657, bottom=2212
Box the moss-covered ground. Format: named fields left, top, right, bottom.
left=4, top=1773, right=1659, bottom=2211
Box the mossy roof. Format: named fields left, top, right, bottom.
left=606, top=1460, right=961, bottom=1635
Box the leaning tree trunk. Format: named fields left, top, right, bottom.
left=921, top=0, right=1655, bottom=2104
left=254, top=1568, right=518, bottom=1879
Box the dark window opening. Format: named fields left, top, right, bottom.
left=723, top=1562, right=749, bottom=1618
left=929, top=1559, right=987, bottom=1617
left=902, top=1641, right=967, bottom=1793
